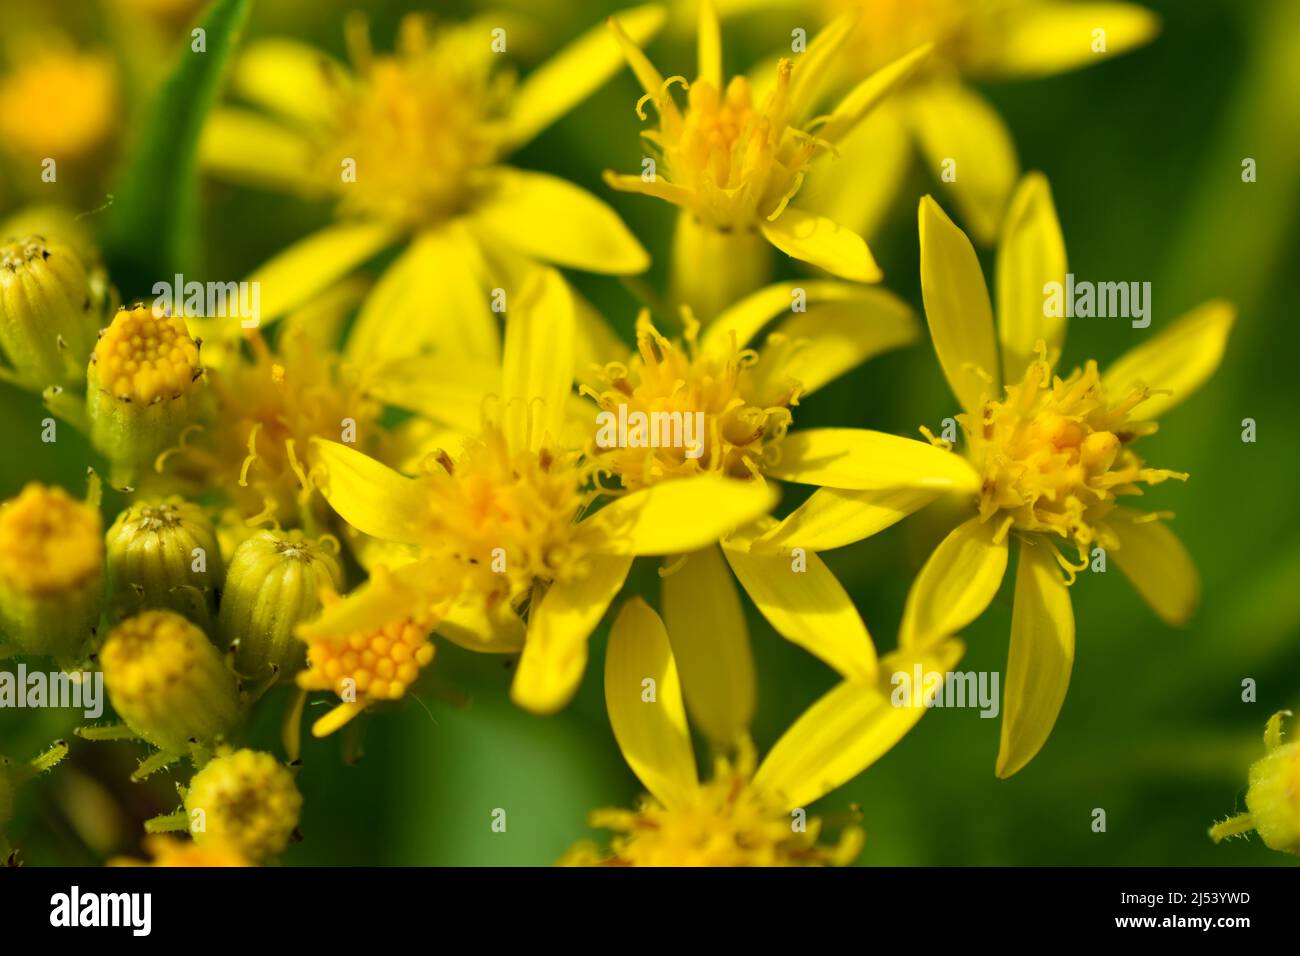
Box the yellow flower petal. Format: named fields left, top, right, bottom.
left=786, top=12, right=856, bottom=117
left=761, top=208, right=882, bottom=282
left=976, top=3, right=1161, bottom=79
left=909, top=83, right=1019, bottom=246
left=756, top=485, right=942, bottom=552
left=752, top=639, right=964, bottom=810
left=370, top=355, right=500, bottom=435
left=699, top=279, right=850, bottom=357
left=995, top=537, right=1075, bottom=778
left=230, top=38, right=345, bottom=130
left=468, top=167, right=649, bottom=275
left=918, top=193, right=1000, bottom=415
left=572, top=289, right=630, bottom=381
left=767, top=428, right=983, bottom=491
left=697, top=0, right=722, bottom=89
left=900, top=516, right=1009, bottom=649
left=997, top=172, right=1068, bottom=383
left=798, top=101, right=911, bottom=243
left=765, top=288, right=917, bottom=395
left=722, top=540, right=877, bottom=683
left=817, top=42, right=933, bottom=144
left=297, top=559, right=439, bottom=640
left=606, top=7, right=669, bottom=98
left=510, top=554, right=634, bottom=714
left=502, top=267, right=574, bottom=453
left=605, top=597, right=699, bottom=808
left=1108, top=507, right=1200, bottom=625
left=199, top=108, right=315, bottom=194
left=583, top=476, right=778, bottom=555
left=1101, top=299, right=1236, bottom=422
left=661, top=546, right=755, bottom=746
left=248, top=221, right=401, bottom=325
left=437, top=597, right=526, bottom=654
left=504, top=4, right=667, bottom=150
left=312, top=439, right=431, bottom=546
left=345, top=225, right=500, bottom=367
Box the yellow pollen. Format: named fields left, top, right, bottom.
left=626, top=60, right=815, bottom=229
left=0, top=483, right=101, bottom=595
left=162, top=328, right=376, bottom=525
left=298, top=593, right=436, bottom=705
left=0, top=45, right=117, bottom=160
left=415, top=424, right=590, bottom=604
left=587, top=315, right=796, bottom=489
left=322, top=15, right=505, bottom=226
left=563, top=752, right=863, bottom=867
left=963, top=356, right=1186, bottom=557
left=92, top=306, right=200, bottom=404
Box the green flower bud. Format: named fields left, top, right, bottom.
left=219, top=529, right=342, bottom=683
left=87, top=305, right=203, bottom=486
left=0, top=234, right=102, bottom=390
left=105, top=496, right=224, bottom=629
left=100, top=610, right=243, bottom=752
left=1211, top=711, right=1300, bottom=856
left=0, top=483, right=103, bottom=661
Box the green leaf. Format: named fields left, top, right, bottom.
left=102, top=0, right=252, bottom=295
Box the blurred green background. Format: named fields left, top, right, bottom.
left=2, top=0, right=1298, bottom=866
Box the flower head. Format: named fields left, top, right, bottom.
left=0, top=482, right=103, bottom=660
left=296, top=588, right=437, bottom=736
left=753, top=177, right=1235, bottom=777
left=584, top=282, right=914, bottom=491
left=562, top=597, right=959, bottom=866
left=87, top=305, right=204, bottom=485
left=0, top=41, right=116, bottom=163
left=604, top=0, right=931, bottom=307
left=183, top=748, right=302, bottom=862
left=304, top=268, right=775, bottom=717
left=100, top=610, right=243, bottom=753
left=201, top=8, right=660, bottom=333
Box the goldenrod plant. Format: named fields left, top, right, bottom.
left=0, top=0, right=1288, bottom=873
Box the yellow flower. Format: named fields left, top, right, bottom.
left=181, top=749, right=302, bottom=862
left=155, top=284, right=385, bottom=531
left=0, top=40, right=117, bottom=165
left=574, top=282, right=915, bottom=743
left=110, top=835, right=251, bottom=867
left=751, top=177, right=1235, bottom=776
left=560, top=597, right=960, bottom=866
left=606, top=0, right=930, bottom=316
left=1210, top=711, right=1300, bottom=857
left=87, top=305, right=204, bottom=487
left=295, top=587, right=437, bottom=737
left=0, top=482, right=103, bottom=662
left=789, top=0, right=1160, bottom=243
left=300, top=267, right=776, bottom=722
left=199, top=8, right=664, bottom=358
left=97, top=610, right=243, bottom=756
